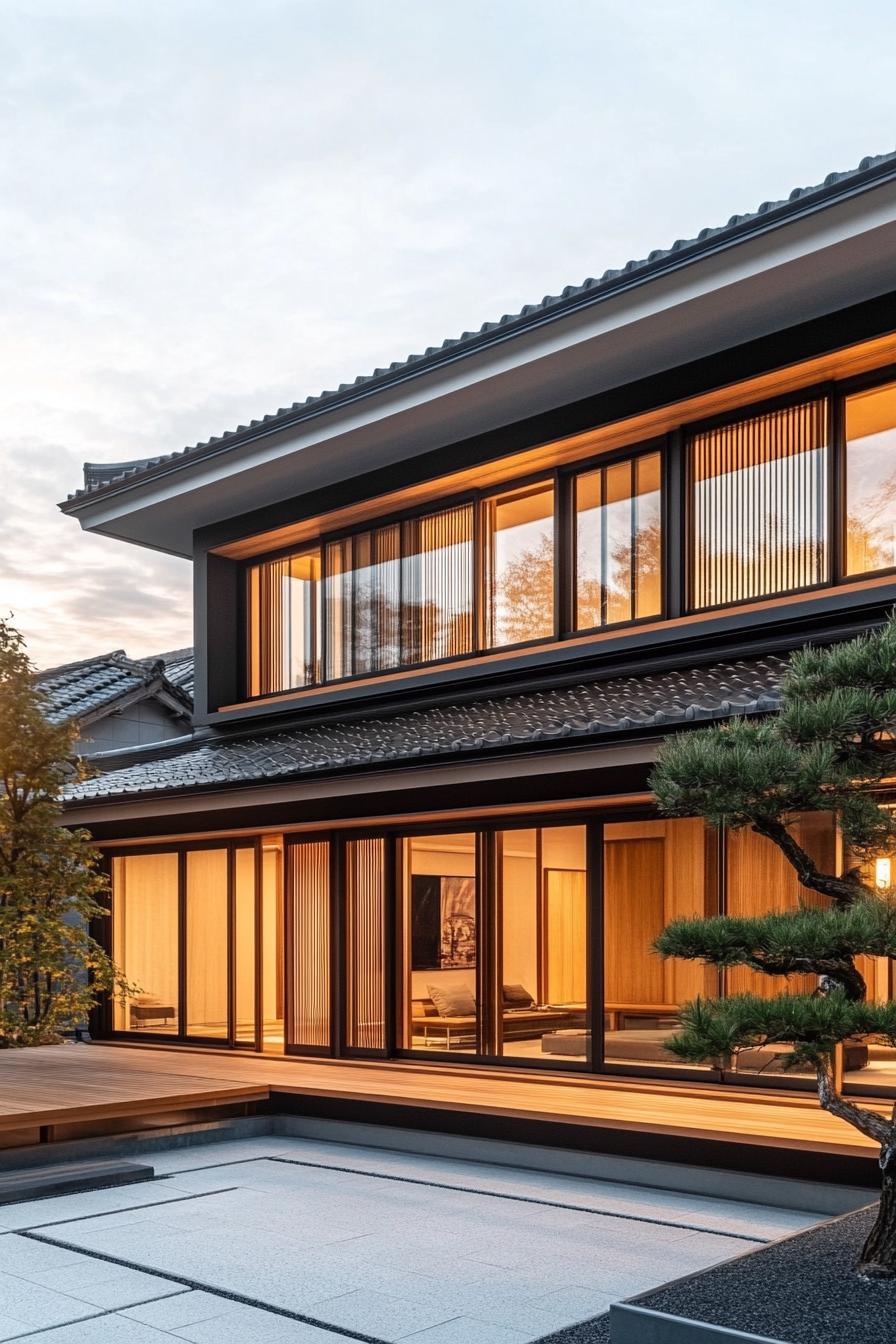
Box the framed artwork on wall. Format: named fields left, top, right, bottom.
left=410, top=875, right=476, bottom=970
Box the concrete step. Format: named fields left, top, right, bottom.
left=0, top=1158, right=154, bottom=1205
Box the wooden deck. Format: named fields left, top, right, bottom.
left=0, top=1042, right=885, bottom=1179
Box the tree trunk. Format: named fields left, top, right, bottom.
left=858, top=1150, right=896, bottom=1278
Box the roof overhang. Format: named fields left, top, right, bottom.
left=62, top=169, right=896, bottom=558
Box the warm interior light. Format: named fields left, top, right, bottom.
left=876, top=857, right=891, bottom=889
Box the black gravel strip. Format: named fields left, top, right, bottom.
left=533, top=1313, right=610, bottom=1342
left=632, top=1204, right=894, bottom=1344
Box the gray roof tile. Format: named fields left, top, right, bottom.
left=37, top=649, right=193, bottom=725
left=67, top=149, right=896, bottom=503
left=63, top=654, right=786, bottom=804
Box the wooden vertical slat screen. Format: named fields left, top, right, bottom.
left=402, top=504, right=474, bottom=664
left=287, top=841, right=331, bottom=1049
left=247, top=550, right=319, bottom=695
left=689, top=399, right=828, bottom=610
left=345, top=838, right=386, bottom=1050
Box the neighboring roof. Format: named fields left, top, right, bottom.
left=141, top=647, right=194, bottom=698
left=36, top=649, right=193, bottom=727
left=64, top=654, right=786, bottom=803
left=65, top=149, right=896, bottom=507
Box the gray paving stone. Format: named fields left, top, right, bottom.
left=123, top=1289, right=235, bottom=1328
left=398, top=1316, right=529, bottom=1343
left=17, top=1314, right=189, bottom=1342
left=313, top=1287, right=459, bottom=1341
left=171, top=1300, right=351, bottom=1342
left=0, top=1270, right=99, bottom=1330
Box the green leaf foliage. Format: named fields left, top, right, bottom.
left=0, top=618, right=129, bottom=1046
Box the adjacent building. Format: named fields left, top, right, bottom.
left=59, top=151, right=896, bottom=1105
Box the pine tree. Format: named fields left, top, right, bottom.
left=650, top=613, right=896, bottom=1278
left=0, top=617, right=125, bottom=1045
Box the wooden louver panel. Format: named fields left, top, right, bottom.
left=345, top=838, right=387, bottom=1050
left=287, top=841, right=330, bottom=1049
left=689, top=398, right=828, bottom=610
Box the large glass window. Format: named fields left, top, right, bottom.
left=286, top=840, right=331, bottom=1050
left=845, top=381, right=896, bottom=576
left=233, top=847, right=257, bottom=1046
left=247, top=549, right=320, bottom=696
left=402, top=833, right=478, bottom=1053
left=345, top=838, right=387, bottom=1051
left=261, top=837, right=285, bottom=1050
left=498, top=826, right=588, bottom=1062
left=112, top=852, right=179, bottom=1034
left=483, top=482, right=554, bottom=647
left=575, top=452, right=662, bottom=629
left=689, top=399, right=828, bottom=609
left=326, top=504, right=474, bottom=680
left=603, top=819, right=719, bottom=1070
left=185, top=849, right=229, bottom=1038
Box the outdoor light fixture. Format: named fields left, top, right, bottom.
left=876, top=857, right=892, bottom=889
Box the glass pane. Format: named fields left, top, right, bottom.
left=287, top=840, right=330, bottom=1049
left=689, top=400, right=828, bottom=610
left=401, top=505, right=474, bottom=664
left=498, top=826, right=588, bottom=1062
left=247, top=549, right=320, bottom=695
left=325, top=526, right=401, bottom=678
left=186, top=849, right=229, bottom=1038
left=724, top=813, right=836, bottom=1079
left=848, top=831, right=896, bottom=1091
left=845, top=382, right=896, bottom=575
left=603, top=819, right=719, bottom=1069
left=484, top=483, right=554, bottom=647
left=234, top=848, right=256, bottom=1045
left=346, top=838, right=387, bottom=1050
left=575, top=453, right=662, bottom=630
left=112, top=853, right=179, bottom=1034
left=261, top=836, right=284, bottom=1050
left=402, top=833, right=478, bottom=1053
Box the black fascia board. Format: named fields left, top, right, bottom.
left=194, top=290, right=896, bottom=554
left=63, top=154, right=896, bottom=518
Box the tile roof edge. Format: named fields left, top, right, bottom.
left=60, top=149, right=896, bottom=511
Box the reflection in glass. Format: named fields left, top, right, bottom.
left=689, top=399, right=828, bottom=610
left=483, top=483, right=554, bottom=647
left=498, top=826, right=588, bottom=1062
left=247, top=549, right=320, bottom=695
left=403, top=833, right=478, bottom=1052
left=112, top=852, right=179, bottom=1034
left=576, top=452, right=662, bottom=629
left=846, top=382, right=896, bottom=576
left=186, top=849, right=229, bottom=1038
left=603, top=819, right=719, bottom=1069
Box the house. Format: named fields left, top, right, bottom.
left=58, top=151, right=896, bottom=1114
left=36, top=648, right=193, bottom=762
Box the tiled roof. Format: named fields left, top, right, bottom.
left=36, top=649, right=193, bottom=726
left=64, top=654, right=786, bottom=803
left=141, top=647, right=194, bottom=697
left=67, top=149, right=896, bottom=503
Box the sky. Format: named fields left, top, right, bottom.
left=2, top=0, right=896, bottom=669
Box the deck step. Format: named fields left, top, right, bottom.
left=0, top=1158, right=154, bottom=1205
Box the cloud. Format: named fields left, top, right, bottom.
left=1, top=0, right=894, bottom=666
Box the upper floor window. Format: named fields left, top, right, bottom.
left=688, top=398, right=828, bottom=610
left=845, top=381, right=896, bottom=577
left=325, top=503, right=475, bottom=680
left=483, top=482, right=554, bottom=647
left=574, top=451, right=661, bottom=630
left=247, top=549, right=320, bottom=696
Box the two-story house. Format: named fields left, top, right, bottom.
left=60, top=151, right=896, bottom=1113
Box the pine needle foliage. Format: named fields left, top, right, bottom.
left=651, top=615, right=896, bottom=1274
left=0, top=618, right=128, bottom=1046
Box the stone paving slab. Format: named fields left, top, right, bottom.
left=0, top=1133, right=824, bottom=1343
